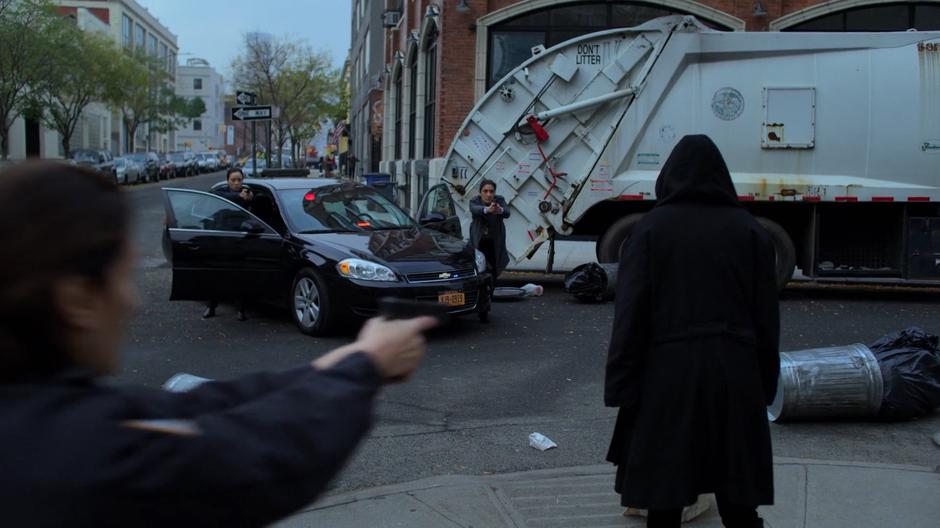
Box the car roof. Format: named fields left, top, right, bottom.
left=243, top=177, right=343, bottom=190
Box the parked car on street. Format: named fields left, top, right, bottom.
left=215, top=151, right=230, bottom=169
left=181, top=152, right=198, bottom=176
left=196, top=153, right=219, bottom=173
left=241, top=158, right=267, bottom=177
left=166, top=152, right=188, bottom=177
left=161, top=178, right=491, bottom=335
left=157, top=153, right=175, bottom=180
left=171, top=152, right=198, bottom=177
left=113, top=157, right=142, bottom=185
left=126, top=152, right=159, bottom=182
left=69, top=149, right=116, bottom=184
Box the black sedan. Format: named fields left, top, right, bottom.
left=161, top=178, right=491, bottom=335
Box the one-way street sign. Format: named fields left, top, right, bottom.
left=231, top=105, right=272, bottom=121
left=235, top=90, right=256, bottom=105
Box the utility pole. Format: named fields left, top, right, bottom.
left=251, top=121, right=256, bottom=174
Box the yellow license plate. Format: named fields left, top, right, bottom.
left=438, top=292, right=465, bottom=306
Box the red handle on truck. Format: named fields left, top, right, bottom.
left=526, top=115, right=550, bottom=143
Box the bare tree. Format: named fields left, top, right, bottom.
left=232, top=35, right=344, bottom=168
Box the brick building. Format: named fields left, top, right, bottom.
left=374, top=0, right=940, bottom=211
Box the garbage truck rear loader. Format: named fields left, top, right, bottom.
left=425, top=16, right=940, bottom=288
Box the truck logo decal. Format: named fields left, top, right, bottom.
left=712, top=87, right=745, bottom=121
left=922, top=140, right=940, bottom=153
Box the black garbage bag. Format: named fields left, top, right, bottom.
left=563, top=263, right=617, bottom=302
left=868, top=327, right=940, bottom=421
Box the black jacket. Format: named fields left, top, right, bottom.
left=605, top=135, right=780, bottom=509
left=0, top=353, right=382, bottom=527
left=468, top=195, right=510, bottom=274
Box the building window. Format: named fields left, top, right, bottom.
left=159, top=42, right=168, bottom=70
left=148, top=34, right=157, bottom=57
left=786, top=3, right=940, bottom=31
left=394, top=67, right=402, bottom=160
left=135, top=23, right=145, bottom=50
left=407, top=49, right=417, bottom=159
left=122, top=15, right=132, bottom=48
left=193, top=120, right=202, bottom=131
left=486, top=2, right=726, bottom=89
left=169, top=53, right=176, bottom=75
left=194, top=78, right=203, bottom=90
left=422, top=27, right=438, bottom=159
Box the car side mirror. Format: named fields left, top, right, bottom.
left=241, top=220, right=267, bottom=234
left=420, top=212, right=446, bottom=225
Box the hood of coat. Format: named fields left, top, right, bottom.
left=654, top=135, right=740, bottom=208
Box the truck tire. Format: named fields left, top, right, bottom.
left=597, top=213, right=645, bottom=263
left=755, top=217, right=796, bottom=291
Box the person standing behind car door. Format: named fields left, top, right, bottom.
left=469, top=179, right=510, bottom=288
left=203, top=168, right=254, bottom=321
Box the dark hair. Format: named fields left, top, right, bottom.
left=226, top=167, right=245, bottom=180
left=479, top=179, right=497, bottom=192
left=0, top=162, right=129, bottom=383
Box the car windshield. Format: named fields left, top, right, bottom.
left=169, top=153, right=184, bottom=161
left=280, top=185, right=415, bottom=233
left=114, top=158, right=126, bottom=167
left=71, top=151, right=98, bottom=162
left=245, top=160, right=266, bottom=169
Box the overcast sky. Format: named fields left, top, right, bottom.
left=140, top=0, right=352, bottom=83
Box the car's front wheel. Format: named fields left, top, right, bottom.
left=291, top=268, right=334, bottom=336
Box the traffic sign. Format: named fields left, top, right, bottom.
left=235, top=90, right=257, bottom=106
left=231, top=105, right=272, bottom=121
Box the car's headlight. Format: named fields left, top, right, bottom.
left=337, top=258, right=398, bottom=282
left=474, top=250, right=488, bottom=273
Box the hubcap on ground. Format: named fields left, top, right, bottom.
left=294, top=277, right=320, bottom=328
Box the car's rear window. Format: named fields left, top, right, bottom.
left=279, top=186, right=415, bottom=233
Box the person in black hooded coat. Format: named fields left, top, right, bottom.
left=605, top=135, right=780, bottom=528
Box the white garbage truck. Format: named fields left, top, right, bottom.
left=417, top=15, right=940, bottom=288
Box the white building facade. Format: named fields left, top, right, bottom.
left=175, top=58, right=225, bottom=152
left=56, top=0, right=179, bottom=154
left=6, top=6, right=116, bottom=159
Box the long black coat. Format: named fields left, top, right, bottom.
left=605, top=135, right=780, bottom=509
left=0, top=354, right=381, bottom=527
left=468, top=195, right=511, bottom=274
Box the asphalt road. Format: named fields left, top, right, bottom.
left=117, top=175, right=940, bottom=494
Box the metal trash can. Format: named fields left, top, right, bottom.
left=767, top=344, right=883, bottom=422
left=363, top=173, right=394, bottom=201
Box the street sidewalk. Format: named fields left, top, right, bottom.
left=278, top=457, right=940, bottom=527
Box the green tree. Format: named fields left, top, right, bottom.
left=104, top=49, right=170, bottom=153
left=28, top=25, right=120, bottom=158
left=0, top=0, right=58, bottom=159
left=148, top=90, right=207, bottom=139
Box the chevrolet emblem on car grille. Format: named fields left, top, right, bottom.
left=438, top=272, right=452, bottom=279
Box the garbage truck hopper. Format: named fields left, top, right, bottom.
left=428, top=15, right=940, bottom=288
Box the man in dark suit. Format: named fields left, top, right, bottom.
left=469, top=179, right=511, bottom=287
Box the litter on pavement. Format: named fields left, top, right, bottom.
left=163, top=373, right=212, bottom=393
left=520, top=283, right=544, bottom=297
left=528, top=432, right=558, bottom=451
left=563, top=263, right=617, bottom=302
